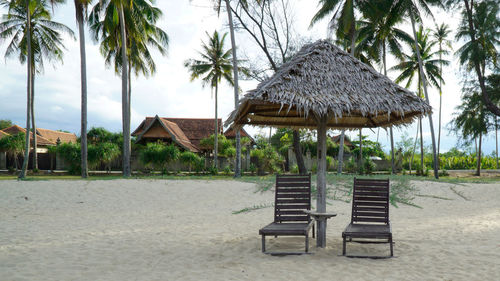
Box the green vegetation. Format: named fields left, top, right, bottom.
left=139, top=142, right=180, bottom=174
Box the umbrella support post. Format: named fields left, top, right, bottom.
left=316, top=115, right=327, bottom=248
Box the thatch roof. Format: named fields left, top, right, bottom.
left=226, top=40, right=432, bottom=129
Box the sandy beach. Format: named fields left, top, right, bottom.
left=0, top=178, right=499, bottom=280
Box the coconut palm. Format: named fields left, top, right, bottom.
left=391, top=26, right=448, bottom=174
left=357, top=0, right=413, bottom=174
left=393, top=0, right=445, bottom=178
left=184, top=30, right=234, bottom=171
left=431, top=23, right=452, bottom=169
left=450, top=93, right=492, bottom=176
left=0, top=0, right=74, bottom=177
left=445, top=0, right=500, bottom=116
left=212, top=0, right=245, bottom=177
left=72, top=0, right=93, bottom=178
left=89, top=0, right=168, bottom=177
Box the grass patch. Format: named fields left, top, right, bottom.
left=232, top=203, right=274, bottom=214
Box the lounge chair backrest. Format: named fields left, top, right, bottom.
left=274, top=174, right=312, bottom=224
left=351, top=178, right=390, bottom=225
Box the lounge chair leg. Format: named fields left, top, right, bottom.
left=389, top=236, right=393, bottom=257
left=342, top=236, right=346, bottom=256
left=305, top=234, right=309, bottom=253
left=262, top=235, right=266, bottom=253
left=312, top=224, right=315, bottom=238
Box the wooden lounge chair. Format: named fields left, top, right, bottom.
left=259, top=174, right=314, bottom=255
left=342, top=177, right=393, bottom=258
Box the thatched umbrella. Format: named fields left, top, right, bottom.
left=226, top=40, right=432, bottom=248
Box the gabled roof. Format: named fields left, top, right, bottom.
left=134, top=116, right=199, bottom=152
left=2, top=125, right=55, bottom=146
left=36, top=128, right=77, bottom=144
left=164, top=118, right=223, bottom=149
left=223, top=128, right=254, bottom=143
left=331, top=134, right=354, bottom=148
left=133, top=117, right=223, bottom=151
left=0, top=129, right=10, bottom=139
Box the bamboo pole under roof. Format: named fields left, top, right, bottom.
left=226, top=40, right=432, bottom=248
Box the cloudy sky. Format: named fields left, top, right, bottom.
left=0, top=1, right=497, bottom=154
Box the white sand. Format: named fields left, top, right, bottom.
left=0, top=179, right=499, bottom=281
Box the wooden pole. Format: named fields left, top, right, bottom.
left=316, top=115, right=327, bottom=247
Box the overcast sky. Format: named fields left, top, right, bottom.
left=0, top=0, right=497, bottom=154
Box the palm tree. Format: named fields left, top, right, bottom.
left=393, top=0, right=445, bottom=178
left=450, top=93, right=491, bottom=176
left=431, top=23, right=452, bottom=169
left=392, top=26, right=448, bottom=174
left=0, top=0, right=74, bottom=177
left=185, top=31, right=234, bottom=171
left=212, top=0, right=244, bottom=178
left=73, top=0, right=93, bottom=178
left=357, top=0, right=413, bottom=174
left=310, top=0, right=368, bottom=174
left=446, top=0, right=500, bottom=117
left=89, top=0, right=168, bottom=177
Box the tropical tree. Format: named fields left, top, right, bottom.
left=211, top=0, right=244, bottom=177
left=89, top=0, right=169, bottom=177
left=392, top=26, right=448, bottom=174
left=230, top=0, right=308, bottom=174
left=73, top=0, right=93, bottom=178
left=0, top=119, right=13, bottom=130
left=185, top=30, right=234, bottom=171
left=446, top=0, right=500, bottom=117
left=0, top=0, right=74, bottom=176
left=0, top=132, right=25, bottom=170
left=450, top=92, right=492, bottom=176
left=357, top=0, right=413, bottom=174
left=431, top=23, right=452, bottom=168
left=393, top=0, right=445, bottom=178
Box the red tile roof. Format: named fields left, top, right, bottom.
left=0, top=129, right=9, bottom=139
left=36, top=128, right=77, bottom=144
left=2, top=125, right=55, bottom=146
left=133, top=117, right=223, bottom=152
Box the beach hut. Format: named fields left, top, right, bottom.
left=226, top=40, right=432, bottom=247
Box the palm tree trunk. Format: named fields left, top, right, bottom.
left=293, top=130, right=306, bottom=174
left=476, top=132, right=482, bottom=176
left=420, top=117, right=424, bottom=175
left=410, top=119, right=419, bottom=175
left=382, top=41, right=395, bottom=174
left=437, top=41, right=443, bottom=170
left=337, top=130, right=345, bottom=174
left=409, top=11, right=439, bottom=179
left=225, top=0, right=241, bottom=178
left=358, top=129, right=362, bottom=174
left=31, top=64, right=37, bottom=171
left=19, top=0, right=32, bottom=179
left=496, top=117, right=498, bottom=170
left=214, top=84, right=219, bottom=171
left=118, top=4, right=131, bottom=177
left=75, top=4, right=89, bottom=178
left=337, top=24, right=357, bottom=174
left=76, top=4, right=88, bottom=178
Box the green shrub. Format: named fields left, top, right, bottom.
left=140, top=142, right=180, bottom=173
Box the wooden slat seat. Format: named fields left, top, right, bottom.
left=342, top=178, right=393, bottom=258
left=259, top=174, right=314, bottom=255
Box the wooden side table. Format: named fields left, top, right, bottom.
left=303, top=210, right=337, bottom=247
